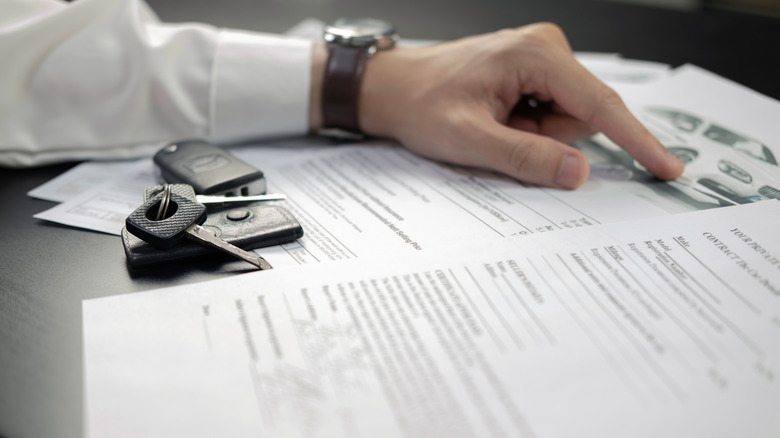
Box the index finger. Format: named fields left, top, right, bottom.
left=545, top=55, right=684, bottom=181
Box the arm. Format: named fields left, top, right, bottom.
left=0, top=0, right=312, bottom=166
left=310, top=24, right=684, bottom=189
left=3, top=1, right=681, bottom=187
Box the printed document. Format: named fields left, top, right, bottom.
left=243, top=143, right=675, bottom=269
left=84, top=201, right=780, bottom=438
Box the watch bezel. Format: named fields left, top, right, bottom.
left=323, top=18, right=398, bottom=49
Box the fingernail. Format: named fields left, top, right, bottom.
left=555, top=154, right=586, bottom=189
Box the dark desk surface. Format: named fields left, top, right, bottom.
left=1, top=1, right=778, bottom=437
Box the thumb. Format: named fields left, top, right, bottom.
left=464, top=117, right=590, bottom=189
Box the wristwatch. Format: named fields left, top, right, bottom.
left=320, top=18, right=398, bottom=140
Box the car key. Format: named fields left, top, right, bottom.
left=195, top=193, right=286, bottom=206
left=126, top=187, right=272, bottom=269
left=144, top=184, right=286, bottom=208
left=153, top=140, right=266, bottom=196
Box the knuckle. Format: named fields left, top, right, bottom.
left=442, top=106, right=483, bottom=149
left=483, top=23, right=572, bottom=69
left=491, top=23, right=571, bottom=65
left=495, top=27, right=519, bottom=38
left=530, top=22, right=565, bottom=39
left=597, top=86, right=625, bottom=108
left=522, top=23, right=568, bottom=49
left=588, top=87, right=626, bottom=124
left=443, top=106, right=470, bottom=129
left=498, top=23, right=563, bottom=40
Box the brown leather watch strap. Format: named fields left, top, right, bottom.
left=321, top=44, right=369, bottom=133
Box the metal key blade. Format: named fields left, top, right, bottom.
left=185, top=224, right=273, bottom=270
left=195, top=193, right=286, bottom=206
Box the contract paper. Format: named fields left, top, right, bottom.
left=243, top=144, right=674, bottom=269
left=84, top=201, right=780, bottom=438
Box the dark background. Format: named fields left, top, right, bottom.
left=145, top=0, right=780, bottom=100
left=1, top=1, right=778, bottom=437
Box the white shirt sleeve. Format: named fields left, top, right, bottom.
left=0, top=0, right=313, bottom=167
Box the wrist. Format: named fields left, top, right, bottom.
left=358, top=48, right=400, bottom=138
left=360, top=46, right=420, bottom=140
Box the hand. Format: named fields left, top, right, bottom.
left=356, top=23, right=684, bottom=189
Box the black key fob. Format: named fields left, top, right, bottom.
left=153, top=140, right=266, bottom=196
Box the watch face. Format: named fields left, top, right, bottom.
left=325, top=18, right=397, bottom=48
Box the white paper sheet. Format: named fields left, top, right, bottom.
left=27, top=160, right=140, bottom=203
left=234, top=142, right=682, bottom=269
left=32, top=159, right=152, bottom=234
left=83, top=200, right=780, bottom=438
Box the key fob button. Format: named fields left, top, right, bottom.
left=226, top=209, right=251, bottom=221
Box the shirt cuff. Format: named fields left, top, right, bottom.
left=211, top=29, right=312, bottom=143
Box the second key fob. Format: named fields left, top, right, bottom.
left=121, top=205, right=303, bottom=269
left=153, top=140, right=266, bottom=196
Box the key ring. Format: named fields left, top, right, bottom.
left=155, top=184, right=172, bottom=221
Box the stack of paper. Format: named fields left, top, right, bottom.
left=84, top=200, right=780, bottom=438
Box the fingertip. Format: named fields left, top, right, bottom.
left=644, top=143, right=685, bottom=181
left=554, top=152, right=590, bottom=189
left=660, top=148, right=686, bottom=181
